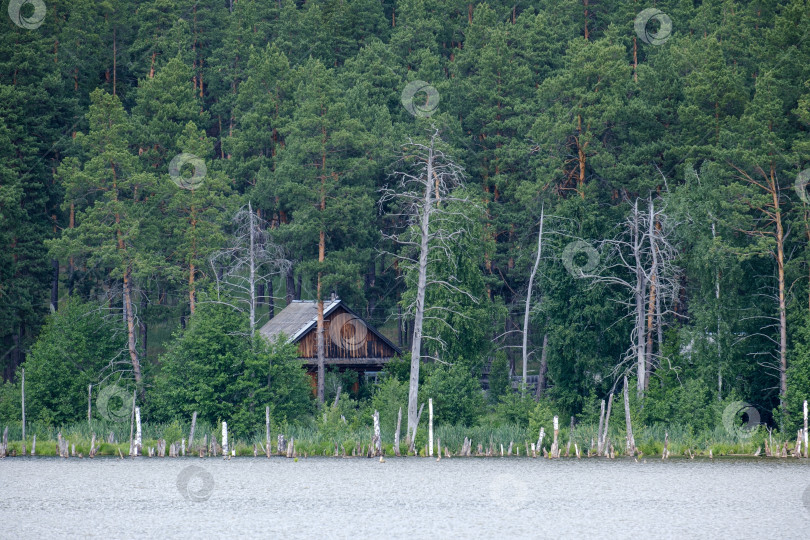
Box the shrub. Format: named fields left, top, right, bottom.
left=487, top=352, right=510, bottom=404
left=421, top=363, right=485, bottom=426
left=494, top=390, right=536, bottom=427
left=370, top=376, right=408, bottom=435
left=20, top=298, right=126, bottom=425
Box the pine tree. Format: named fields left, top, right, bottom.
left=267, top=58, right=375, bottom=404
left=49, top=89, right=154, bottom=391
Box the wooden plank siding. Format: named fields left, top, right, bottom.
left=296, top=306, right=397, bottom=361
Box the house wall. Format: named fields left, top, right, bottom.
left=295, top=306, right=398, bottom=360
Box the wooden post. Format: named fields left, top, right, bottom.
left=663, top=431, right=669, bottom=460
left=31, top=434, right=36, bottom=455
left=597, top=399, right=606, bottom=455
left=565, top=416, right=574, bottom=457
left=394, top=406, right=402, bottom=457
left=87, top=383, right=92, bottom=427
left=804, top=399, right=810, bottom=457
left=623, top=376, right=635, bottom=456
left=372, top=410, right=381, bottom=457
left=188, top=411, right=197, bottom=453
left=601, top=393, right=613, bottom=456
left=537, top=427, right=545, bottom=455
left=551, top=416, right=559, bottom=458
left=134, top=407, right=142, bottom=456
left=181, top=438, right=185, bottom=457
left=21, top=368, right=25, bottom=456
left=265, top=406, right=271, bottom=457
left=428, top=398, right=434, bottom=457
left=222, top=421, right=228, bottom=458
left=128, top=389, right=136, bottom=456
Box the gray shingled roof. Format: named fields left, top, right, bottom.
left=258, top=299, right=340, bottom=343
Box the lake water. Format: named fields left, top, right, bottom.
left=1, top=457, right=809, bottom=538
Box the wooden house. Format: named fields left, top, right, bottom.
left=258, top=298, right=400, bottom=387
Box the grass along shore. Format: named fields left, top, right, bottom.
left=0, top=418, right=805, bottom=459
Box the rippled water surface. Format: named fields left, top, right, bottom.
left=2, top=457, right=809, bottom=538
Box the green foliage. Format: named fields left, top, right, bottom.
left=528, top=400, right=557, bottom=437
left=487, top=352, right=510, bottom=404
left=785, top=315, right=810, bottom=432
left=381, top=356, right=412, bottom=383
left=150, top=305, right=313, bottom=436
left=493, top=390, right=537, bottom=428
left=371, top=376, right=409, bottom=434
left=21, top=298, right=126, bottom=425
left=421, top=363, right=485, bottom=426
left=266, top=339, right=317, bottom=424
left=641, top=374, right=721, bottom=434
left=3, top=0, right=810, bottom=444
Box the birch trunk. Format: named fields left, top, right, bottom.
left=600, top=393, right=613, bottom=456
left=712, top=220, right=722, bottom=401
left=428, top=398, right=434, bottom=457
left=522, top=207, right=544, bottom=386
left=222, top=421, right=228, bottom=458
left=551, top=416, right=559, bottom=458
left=537, top=427, right=545, bottom=454
left=128, top=390, right=135, bottom=456
left=266, top=406, right=271, bottom=457
left=597, top=399, right=606, bottom=455
left=21, top=368, right=25, bottom=456
left=134, top=407, right=142, bottom=456
left=804, top=399, right=810, bottom=457
left=372, top=410, right=381, bottom=457
left=188, top=411, right=197, bottom=452
left=394, top=406, right=402, bottom=457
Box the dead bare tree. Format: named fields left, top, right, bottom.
left=208, top=202, right=290, bottom=338
left=380, top=127, right=477, bottom=445
left=522, top=206, right=544, bottom=387
left=578, top=195, right=679, bottom=397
